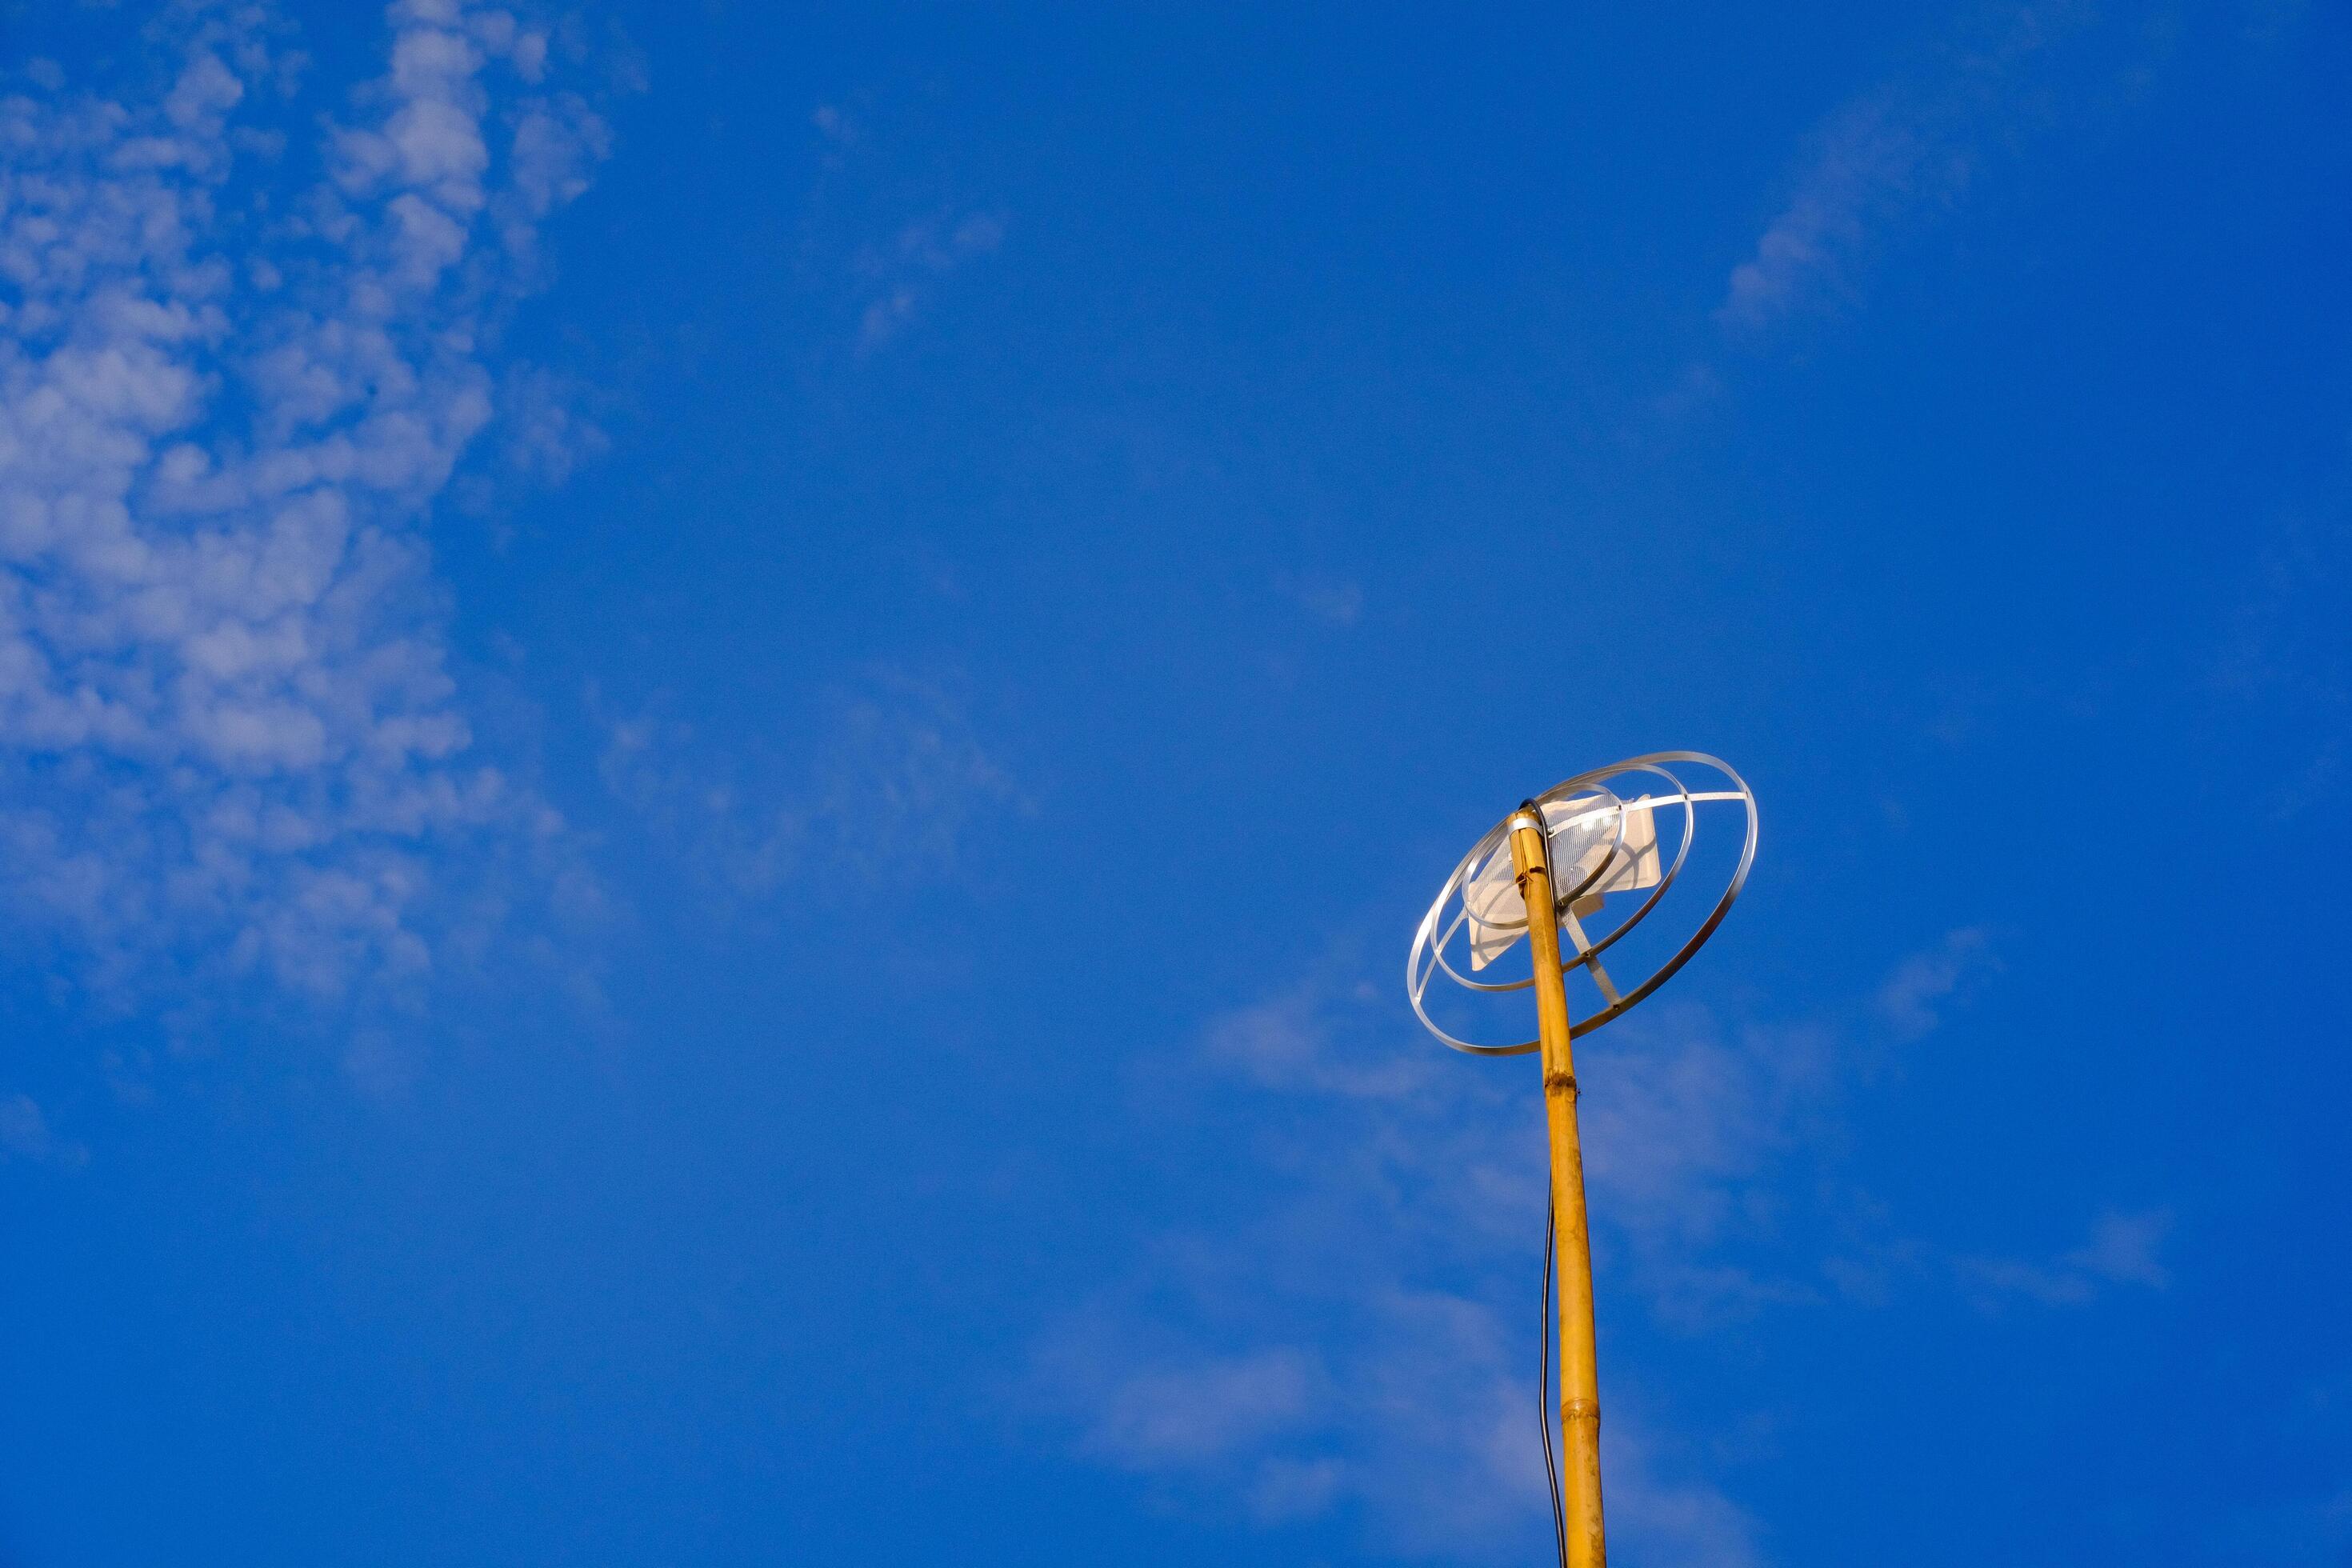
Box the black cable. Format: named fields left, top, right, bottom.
left=1541, top=1178, right=1569, bottom=1566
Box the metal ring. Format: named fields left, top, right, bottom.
left=1406, top=752, right=1758, bottom=1056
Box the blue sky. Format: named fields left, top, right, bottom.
left=2, top=1, right=2349, bottom=1562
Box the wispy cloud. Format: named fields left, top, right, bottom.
left=854, top=209, right=1006, bottom=350
left=1875, top=924, right=1996, bottom=1041
left=1030, top=974, right=1793, bottom=1558
left=1033, top=925, right=2086, bottom=1557
left=2205, top=515, right=2350, bottom=818
left=1042, top=1270, right=1769, bottom=1565
left=1063, top=1343, right=1326, bottom=1475
left=1717, top=3, right=2099, bottom=334
left=1037, top=1281, right=1564, bottom=1553
left=1201, top=979, right=1430, bottom=1099
left=1576, top=1004, right=1840, bottom=1326
left=1606, top=1421, right=1770, bottom=1568
left=1283, top=574, right=1364, bottom=628
left=0, top=1091, right=86, bottom=1167
left=801, top=102, right=1008, bottom=351
left=598, top=666, right=1021, bottom=904
left=0, top=2, right=608, bottom=1019
left=1958, top=1209, right=2173, bottom=1307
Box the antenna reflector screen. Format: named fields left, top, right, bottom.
left=1463, top=794, right=1662, bottom=970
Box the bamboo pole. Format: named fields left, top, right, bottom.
left=1508, top=807, right=1606, bottom=1567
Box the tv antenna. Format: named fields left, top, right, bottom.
left=1406, top=752, right=1757, bottom=1567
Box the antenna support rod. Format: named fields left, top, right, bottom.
left=1509, top=808, right=1607, bottom=1566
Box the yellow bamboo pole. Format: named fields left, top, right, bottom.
left=1509, top=807, right=1606, bottom=1566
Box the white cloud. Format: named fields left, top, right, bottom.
left=796, top=102, right=1008, bottom=350
left=854, top=209, right=1009, bottom=350
left=2206, top=518, right=2350, bottom=818
left=1605, top=1420, right=1769, bottom=1568
left=1037, top=1282, right=1562, bottom=1554
left=1958, top=1209, right=2173, bottom=1307
left=1201, top=980, right=1430, bottom=1099
left=1034, top=926, right=2039, bottom=1555
left=1277, top=573, right=1363, bottom=627
left=1718, top=82, right=1953, bottom=334
left=598, top=667, right=1021, bottom=902
left=1070, top=1345, right=1326, bottom=1470
left=2064, top=1208, right=2172, bottom=1288
left=0, top=1090, right=86, bottom=1166
left=0, top=3, right=608, bottom=1016
left=1716, top=4, right=2103, bottom=334
left=1040, top=1258, right=1775, bottom=1562
left=1575, top=1006, right=1839, bottom=1326
left=1874, top=925, right=1995, bottom=1041
left=1032, top=990, right=1784, bottom=1556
